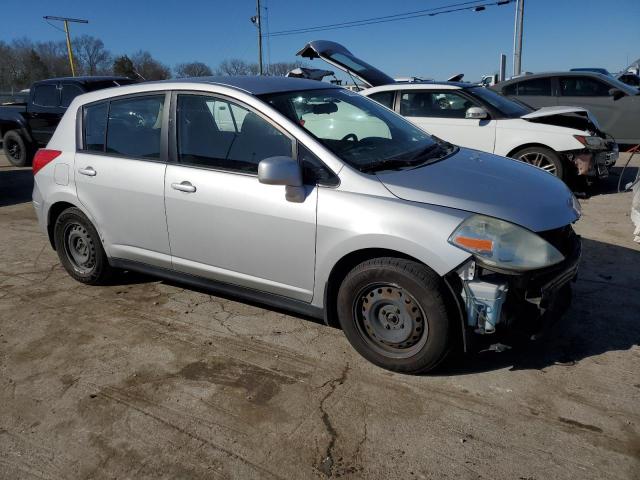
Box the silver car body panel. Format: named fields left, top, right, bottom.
left=37, top=77, right=578, bottom=312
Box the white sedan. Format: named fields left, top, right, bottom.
left=297, top=40, right=619, bottom=181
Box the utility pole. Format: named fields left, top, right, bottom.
left=256, top=0, right=263, bottom=75
left=43, top=16, right=88, bottom=77
left=512, top=0, right=524, bottom=76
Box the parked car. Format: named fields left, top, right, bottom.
left=491, top=71, right=640, bottom=145
left=33, top=76, right=582, bottom=374
left=617, top=72, right=640, bottom=87
left=0, top=76, right=137, bottom=166
left=296, top=40, right=618, bottom=181
left=570, top=67, right=613, bottom=77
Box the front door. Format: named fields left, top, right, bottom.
left=399, top=90, right=496, bottom=153
left=75, top=93, right=171, bottom=267
left=164, top=93, right=317, bottom=301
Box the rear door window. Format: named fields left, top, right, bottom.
left=33, top=84, right=59, bottom=107
left=368, top=91, right=395, bottom=109
left=400, top=91, right=477, bottom=118
left=559, top=76, right=611, bottom=96
left=106, top=95, right=165, bottom=158
left=514, top=78, right=552, bottom=96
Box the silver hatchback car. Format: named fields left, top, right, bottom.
left=32, top=77, right=582, bottom=374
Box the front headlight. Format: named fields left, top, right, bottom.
left=448, top=215, right=565, bottom=271
left=574, top=135, right=605, bottom=148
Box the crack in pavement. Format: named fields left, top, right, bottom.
left=317, top=364, right=349, bottom=477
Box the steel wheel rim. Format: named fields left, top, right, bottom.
left=63, top=223, right=96, bottom=274
left=6, top=139, right=21, bottom=161
left=518, top=151, right=558, bottom=176
left=353, top=283, right=428, bottom=359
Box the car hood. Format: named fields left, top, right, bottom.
left=520, top=106, right=602, bottom=134
left=377, top=148, right=580, bottom=232
left=296, top=40, right=396, bottom=87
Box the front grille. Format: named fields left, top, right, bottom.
left=538, top=225, right=577, bottom=257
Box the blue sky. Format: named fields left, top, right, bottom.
left=2, top=0, right=639, bottom=81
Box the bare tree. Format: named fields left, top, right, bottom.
left=216, top=58, right=259, bottom=76
left=35, top=41, right=70, bottom=78
left=174, top=61, right=213, bottom=78
left=267, top=61, right=306, bottom=76
left=130, top=50, right=171, bottom=80
left=73, top=35, right=111, bottom=75
left=112, top=55, right=136, bottom=78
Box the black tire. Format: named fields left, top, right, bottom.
left=2, top=130, right=33, bottom=167
left=337, top=257, right=452, bottom=374
left=53, top=207, right=114, bottom=285
left=511, top=146, right=564, bottom=180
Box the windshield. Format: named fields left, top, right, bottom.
left=469, top=86, right=531, bottom=118
left=261, top=88, right=455, bottom=173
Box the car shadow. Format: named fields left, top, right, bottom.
left=588, top=163, right=639, bottom=196
left=436, top=237, right=640, bottom=375
left=0, top=168, right=33, bottom=207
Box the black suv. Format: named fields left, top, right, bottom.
left=0, top=76, right=137, bottom=166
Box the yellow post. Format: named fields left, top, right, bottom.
left=63, top=20, right=76, bottom=77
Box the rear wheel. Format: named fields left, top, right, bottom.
left=511, top=146, right=564, bottom=180
left=53, top=207, right=114, bottom=285
left=3, top=130, right=33, bottom=167
left=337, top=257, right=452, bottom=374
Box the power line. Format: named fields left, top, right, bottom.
left=266, top=0, right=512, bottom=37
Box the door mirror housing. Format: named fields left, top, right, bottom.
left=258, top=156, right=305, bottom=202
left=609, top=88, right=625, bottom=100
left=465, top=106, right=489, bottom=119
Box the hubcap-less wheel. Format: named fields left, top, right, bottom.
left=63, top=223, right=96, bottom=275
left=6, top=139, right=21, bottom=162
left=517, top=151, right=558, bottom=176
left=354, top=283, right=428, bottom=359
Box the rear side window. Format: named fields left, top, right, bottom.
left=33, top=84, right=59, bottom=107
left=106, top=95, right=164, bottom=158
left=514, top=78, right=552, bottom=96
left=176, top=94, right=292, bottom=174
left=368, top=91, right=395, bottom=109
left=560, top=76, right=610, bottom=97
left=400, top=91, right=477, bottom=118
left=83, top=102, right=108, bottom=152
left=61, top=84, right=84, bottom=107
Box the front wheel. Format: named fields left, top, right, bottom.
left=337, top=257, right=452, bottom=374
left=511, top=146, right=564, bottom=180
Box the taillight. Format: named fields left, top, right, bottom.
left=33, top=149, right=62, bottom=175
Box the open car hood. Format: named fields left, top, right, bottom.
left=520, top=106, right=601, bottom=133
left=296, top=40, right=396, bottom=88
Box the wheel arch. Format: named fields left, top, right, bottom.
left=323, top=248, right=431, bottom=328
left=506, top=142, right=558, bottom=159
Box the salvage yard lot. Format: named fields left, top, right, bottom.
left=1, top=151, right=639, bottom=479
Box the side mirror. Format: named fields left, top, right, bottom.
left=465, top=106, right=489, bottom=119
left=258, top=156, right=305, bottom=202
left=609, top=88, right=625, bottom=100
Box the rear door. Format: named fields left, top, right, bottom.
left=75, top=92, right=171, bottom=267
left=398, top=89, right=496, bottom=153
left=502, top=77, right=557, bottom=109
left=164, top=92, right=317, bottom=301
left=28, top=83, right=64, bottom=145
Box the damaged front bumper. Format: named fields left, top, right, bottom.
left=564, top=141, right=619, bottom=178
left=445, top=226, right=581, bottom=350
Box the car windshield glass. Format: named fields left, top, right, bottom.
left=601, top=75, right=640, bottom=95
left=261, top=88, right=455, bottom=173
left=470, top=86, right=531, bottom=117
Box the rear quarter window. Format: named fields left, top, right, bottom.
left=368, top=91, right=395, bottom=109
left=82, top=102, right=108, bottom=152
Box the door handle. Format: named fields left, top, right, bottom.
left=171, top=181, right=196, bottom=193
left=78, top=167, right=96, bottom=177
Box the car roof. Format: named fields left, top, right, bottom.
left=34, top=76, right=134, bottom=85
left=151, top=76, right=341, bottom=95
left=501, top=71, right=613, bottom=83
left=363, top=81, right=477, bottom=93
